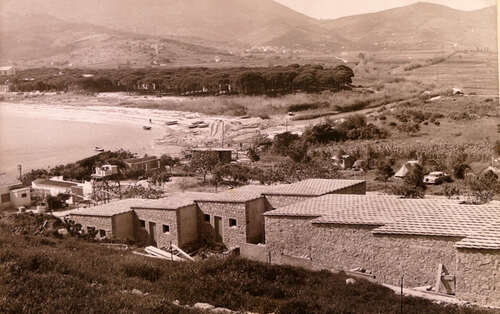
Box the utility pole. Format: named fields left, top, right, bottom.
left=221, top=120, right=225, bottom=147
left=17, top=164, right=22, bottom=180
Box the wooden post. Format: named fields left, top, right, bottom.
left=170, top=241, right=173, bottom=262
left=400, top=275, right=404, bottom=314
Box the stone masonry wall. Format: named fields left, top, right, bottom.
left=134, top=209, right=178, bottom=249
left=69, top=215, right=113, bottom=237
left=264, top=195, right=311, bottom=209
left=265, top=216, right=459, bottom=289
left=456, top=249, right=500, bottom=307
left=197, top=202, right=247, bottom=249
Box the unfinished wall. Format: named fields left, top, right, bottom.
left=264, top=195, right=311, bottom=209
left=111, top=212, right=135, bottom=241
left=70, top=215, right=113, bottom=237
left=456, top=249, right=500, bottom=307
left=197, top=201, right=247, bottom=249
left=133, top=208, right=178, bottom=248
left=245, top=197, right=271, bottom=244
left=240, top=243, right=268, bottom=263
left=177, top=204, right=199, bottom=247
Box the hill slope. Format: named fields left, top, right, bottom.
left=0, top=12, right=233, bottom=68
left=321, top=2, right=497, bottom=50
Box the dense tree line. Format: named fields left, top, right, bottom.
left=9, top=64, right=354, bottom=96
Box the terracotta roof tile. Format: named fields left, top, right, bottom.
left=70, top=199, right=139, bottom=217
left=194, top=185, right=269, bottom=203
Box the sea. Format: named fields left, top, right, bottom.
left=0, top=102, right=180, bottom=176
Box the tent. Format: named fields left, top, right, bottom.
left=394, top=160, right=420, bottom=178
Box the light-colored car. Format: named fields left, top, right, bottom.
left=423, top=171, right=450, bottom=185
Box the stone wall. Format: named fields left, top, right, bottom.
left=197, top=201, right=247, bottom=249
left=70, top=215, right=113, bottom=237
left=111, top=212, right=135, bottom=241
left=240, top=243, right=268, bottom=263
left=264, top=195, right=312, bottom=209
left=265, top=215, right=459, bottom=289
left=134, top=208, right=179, bottom=248
left=456, top=249, right=500, bottom=307
left=246, top=198, right=271, bottom=244
left=177, top=205, right=199, bottom=247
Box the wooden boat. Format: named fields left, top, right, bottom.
left=197, top=123, right=209, bottom=128
left=165, top=120, right=178, bottom=126
left=143, top=125, right=152, bottom=130
left=192, top=121, right=205, bottom=125
left=188, top=124, right=198, bottom=129
left=94, top=146, right=104, bottom=152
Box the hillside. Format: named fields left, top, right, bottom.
left=0, top=12, right=235, bottom=68
left=321, top=2, right=497, bottom=51
left=0, top=213, right=492, bottom=313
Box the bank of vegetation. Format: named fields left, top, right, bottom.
left=8, top=64, right=354, bottom=96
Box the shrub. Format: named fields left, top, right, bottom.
left=122, top=262, right=163, bottom=282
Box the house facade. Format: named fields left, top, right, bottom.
left=0, top=66, right=15, bottom=76
left=32, top=178, right=78, bottom=197
left=0, top=175, right=31, bottom=210
left=124, top=156, right=160, bottom=171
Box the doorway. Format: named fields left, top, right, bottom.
left=214, top=216, right=223, bottom=243
left=149, top=222, right=157, bottom=246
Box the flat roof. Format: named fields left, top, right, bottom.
left=263, top=179, right=365, bottom=197
left=191, top=148, right=233, bottom=152
left=33, top=179, right=78, bottom=188
left=265, top=194, right=500, bottom=250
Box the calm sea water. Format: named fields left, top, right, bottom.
left=0, top=103, right=172, bottom=176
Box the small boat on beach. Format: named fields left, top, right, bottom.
left=188, top=124, right=198, bottom=129
left=165, top=120, right=178, bottom=126
left=197, top=123, right=209, bottom=128
left=143, top=125, right=152, bottom=130
left=94, top=146, right=104, bottom=152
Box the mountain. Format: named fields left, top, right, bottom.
left=0, top=11, right=235, bottom=68
left=321, top=2, right=497, bottom=51
left=1, top=0, right=339, bottom=47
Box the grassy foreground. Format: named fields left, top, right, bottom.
left=0, top=214, right=494, bottom=314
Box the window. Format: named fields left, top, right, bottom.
left=229, top=218, right=237, bottom=227
left=204, top=214, right=210, bottom=222
left=99, top=230, right=106, bottom=237
left=139, top=220, right=146, bottom=228
left=21, top=193, right=27, bottom=198
left=1, top=193, right=10, bottom=203
left=163, top=225, right=170, bottom=233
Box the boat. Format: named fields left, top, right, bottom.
left=192, top=121, right=205, bottom=125
left=165, top=120, right=178, bottom=126
left=197, top=123, right=209, bottom=128
left=188, top=124, right=198, bottom=129
left=94, top=146, right=104, bottom=152
left=143, top=125, right=152, bottom=130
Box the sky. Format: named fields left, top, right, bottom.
left=274, top=0, right=497, bottom=19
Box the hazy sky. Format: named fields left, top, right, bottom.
left=274, top=0, right=497, bottom=19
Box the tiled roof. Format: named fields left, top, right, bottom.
left=0, top=174, right=21, bottom=188
left=33, top=179, right=78, bottom=188
left=194, top=185, right=270, bottom=203
left=131, top=192, right=211, bottom=209
left=70, top=199, right=139, bottom=217
left=266, top=193, right=500, bottom=250
left=263, top=179, right=365, bottom=196
left=455, top=218, right=500, bottom=250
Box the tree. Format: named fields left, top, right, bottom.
left=190, top=152, right=220, bottom=183
left=391, top=164, right=426, bottom=198
left=375, top=160, right=395, bottom=182
left=272, top=132, right=300, bottom=156
left=465, top=171, right=499, bottom=204
left=247, top=147, right=260, bottom=162
left=160, top=154, right=180, bottom=174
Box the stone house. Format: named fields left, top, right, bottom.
left=123, top=156, right=160, bottom=171
left=263, top=194, right=500, bottom=307
left=0, top=175, right=31, bottom=210
left=195, top=186, right=273, bottom=249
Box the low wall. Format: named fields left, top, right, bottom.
left=240, top=243, right=268, bottom=263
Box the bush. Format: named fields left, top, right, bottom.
left=122, top=262, right=163, bottom=282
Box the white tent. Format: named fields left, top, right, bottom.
left=394, top=160, right=420, bottom=178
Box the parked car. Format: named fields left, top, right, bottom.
left=423, top=171, right=450, bottom=185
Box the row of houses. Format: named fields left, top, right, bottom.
left=68, top=178, right=500, bottom=307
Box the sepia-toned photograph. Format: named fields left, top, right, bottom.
left=0, top=0, right=499, bottom=312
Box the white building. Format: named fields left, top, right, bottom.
left=0, top=175, right=31, bottom=210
